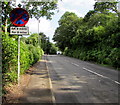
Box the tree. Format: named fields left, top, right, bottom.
left=84, top=1, right=118, bottom=22
left=25, top=33, right=38, bottom=46
left=53, top=11, right=80, bottom=51
left=53, top=1, right=120, bottom=69
left=2, top=2, right=13, bottom=32
left=2, top=0, right=59, bottom=32
left=25, top=1, right=58, bottom=20
left=94, top=1, right=118, bottom=14
left=38, top=32, right=58, bottom=54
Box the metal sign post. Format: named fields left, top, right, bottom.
left=10, top=7, right=29, bottom=86
left=18, top=36, right=20, bottom=86
left=10, top=27, right=29, bottom=86
left=38, top=19, right=40, bottom=47
left=38, top=19, right=41, bottom=47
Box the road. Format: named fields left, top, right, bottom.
left=46, top=55, right=120, bottom=104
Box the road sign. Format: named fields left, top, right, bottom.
left=10, top=8, right=29, bottom=27
left=10, top=27, right=29, bottom=35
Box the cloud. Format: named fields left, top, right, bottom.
left=26, top=17, right=55, bottom=42
left=26, top=0, right=96, bottom=42
left=58, top=0, right=95, bottom=17
left=26, top=18, right=51, bottom=34
left=26, top=18, right=38, bottom=34
left=58, top=4, right=84, bottom=17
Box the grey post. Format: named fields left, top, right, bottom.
left=18, top=36, right=20, bottom=86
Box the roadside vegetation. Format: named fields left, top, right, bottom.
left=53, top=1, right=120, bottom=70
left=2, top=32, right=43, bottom=85
left=2, top=0, right=58, bottom=99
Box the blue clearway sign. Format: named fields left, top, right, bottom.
left=10, top=8, right=29, bottom=27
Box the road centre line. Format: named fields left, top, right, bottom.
left=71, top=63, right=79, bottom=67
left=68, top=61, right=120, bottom=85
left=83, top=67, right=120, bottom=85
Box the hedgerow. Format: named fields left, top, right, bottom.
left=2, top=33, right=44, bottom=84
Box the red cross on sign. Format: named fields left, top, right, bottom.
left=10, top=8, right=29, bottom=27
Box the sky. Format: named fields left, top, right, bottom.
left=25, top=0, right=96, bottom=42
left=14, top=0, right=120, bottom=42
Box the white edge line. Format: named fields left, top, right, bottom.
left=83, top=67, right=120, bottom=85
left=114, top=81, right=120, bottom=85
left=45, top=57, right=56, bottom=105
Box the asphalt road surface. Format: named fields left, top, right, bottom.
left=46, top=55, right=120, bottom=104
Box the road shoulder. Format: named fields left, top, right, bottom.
left=4, top=56, right=53, bottom=104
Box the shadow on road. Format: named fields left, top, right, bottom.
left=18, top=57, right=53, bottom=104
left=19, top=88, right=52, bottom=103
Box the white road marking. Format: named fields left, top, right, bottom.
left=114, top=81, right=120, bottom=85
left=83, top=67, right=120, bottom=85
left=46, top=63, right=56, bottom=104
left=71, top=63, right=79, bottom=67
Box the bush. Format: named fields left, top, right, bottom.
left=28, top=45, right=43, bottom=64
left=2, top=33, right=44, bottom=84
left=2, top=33, right=18, bottom=83
left=20, top=41, right=31, bottom=74
left=107, top=48, right=120, bottom=68
left=64, top=46, right=120, bottom=70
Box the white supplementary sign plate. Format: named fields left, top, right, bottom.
left=10, top=27, right=29, bottom=35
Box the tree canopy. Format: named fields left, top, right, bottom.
left=53, top=1, right=120, bottom=69
left=2, top=0, right=58, bottom=32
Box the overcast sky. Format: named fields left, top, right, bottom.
left=25, top=0, right=96, bottom=42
